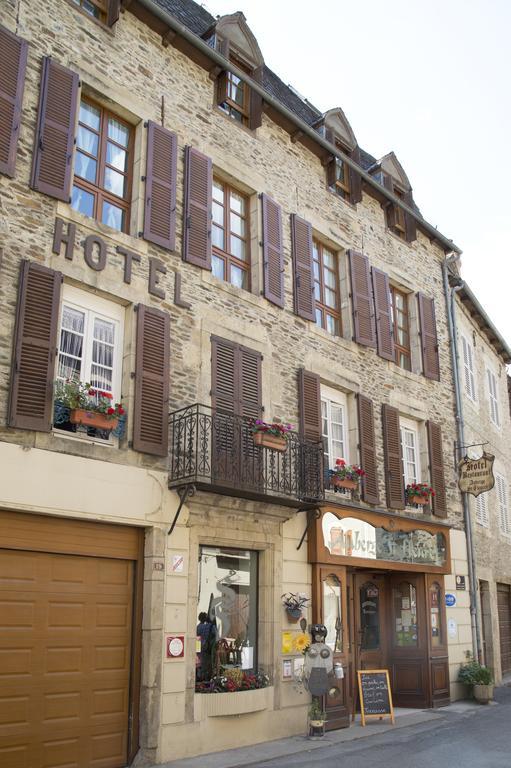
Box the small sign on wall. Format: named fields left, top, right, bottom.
left=456, top=575, right=466, bottom=590
left=171, top=554, right=184, bottom=573
left=445, top=593, right=456, bottom=607
left=166, top=635, right=185, bottom=658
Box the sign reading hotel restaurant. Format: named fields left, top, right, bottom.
left=458, top=453, right=495, bottom=497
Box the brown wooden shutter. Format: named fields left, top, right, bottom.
left=349, top=145, right=363, bottom=205
left=427, top=420, right=447, bottom=518
left=403, top=190, right=417, bottom=243
left=357, top=394, right=380, bottom=504
left=382, top=174, right=397, bottom=229
left=261, top=193, right=284, bottom=307
left=249, top=66, right=263, bottom=130
left=349, top=250, right=376, bottom=347
left=211, top=336, right=236, bottom=414
left=31, top=57, right=79, bottom=201
left=291, top=214, right=315, bottom=321
left=215, top=38, right=230, bottom=107
left=382, top=403, right=405, bottom=509
left=298, top=368, right=321, bottom=442
left=371, top=267, right=394, bottom=361
left=239, top=346, right=262, bottom=419
left=133, top=304, right=170, bottom=457
left=0, top=25, right=28, bottom=178
left=183, top=145, right=212, bottom=269
left=417, top=293, right=440, bottom=381
left=107, top=0, right=121, bottom=26
left=8, top=260, right=62, bottom=431
left=143, top=121, right=177, bottom=250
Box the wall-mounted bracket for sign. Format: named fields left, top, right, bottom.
left=296, top=507, right=321, bottom=551
left=168, top=484, right=195, bottom=536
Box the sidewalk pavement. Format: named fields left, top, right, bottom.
left=150, top=700, right=487, bottom=768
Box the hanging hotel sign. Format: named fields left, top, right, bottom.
left=458, top=453, right=495, bottom=497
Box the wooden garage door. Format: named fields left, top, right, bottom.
left=497, top=583, right=511, bottom=675
left=0, top=513, right=142, bottom=768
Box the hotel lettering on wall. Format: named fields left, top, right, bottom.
left=458, top=452, right=495, bottom=497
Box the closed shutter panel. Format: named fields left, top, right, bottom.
left=261, top=193, right=284, bottom=307
left=211, top=337, right=237, bottom=414
left=298, top=368, right=321, bottom=442
left=31, top=57, right=78, bottom=201
left=418, top=293, right=440, bottom=381
left=133, top=304, right=170, bottom=456
left=183, top=146, right=212, bottom=269
left=426, top=420, right=447, bottom=518
left=107, top=0, right=121, bottom=26
left=249, top=66, right=263, bottom=130
left=357, top=394, right=380, bottom=504
left=382, top=174, right=397, bottom=229
left=8, top=260, right=62, bottom=431
left=0, top=25, right=28, bottom=177
left=475, top=493, right=488, bottom=527
left=382, top=404, right=405, bottom=509
left=215, top=38, right=230, bottom=108
left=349, top=145, right=363, bottom=205
left=291, top=214, right=315, bottom=321
left=239, top=346, right=262, bottom=419
left=349, top=250, right=376, bottom=347
left=403, top=190, right=417, bottom=242
left=371, top=267, right=394, bottom=361
left=143, top=121, right=177, bottom=250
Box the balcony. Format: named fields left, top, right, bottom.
left=168, top=404, right=324, bottom=506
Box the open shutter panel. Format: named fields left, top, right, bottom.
left=349, top=250, right=376, bottom=347
left=357, top=394, right=380, bottom=504
left=291, top=214, right=315, bottom=321
left=143, top=121, right=177, bottom=250
left=31, top=57, right=78, bottom=201
left=183, top=145, right=212, bottom=269
left=382, top=403, right=405, bottom=509
left=239, top=346, right=262, bottom=419
left=8, top=260, right=62, bottom=431
left=427, top=421, right=447, bottom=518
left=0, top=25, right=28, bottom=177
left=249, top=66, right=263, bottom=130
left=418, top=293, right=440, bottom=381
left=349, top=145, right=363, bottom=204
left=107, top=0, right=121, bottom=26
left=403, top=190, right=417, bottom=243
left=215, top=38, right=229, bottom=107
left=133, top=305, right=170, bottom=457
left=261, top=193, right=284, bottom=307
left=298, top=368, right=321, bottom=442
left=382, top=174, right=397, bottom=229
left=371, top=267, right=394, bottom=361
left=211, top=337, right=237, bottom=414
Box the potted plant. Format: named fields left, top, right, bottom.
left=457, top=658, right=494, bottom=704
left=405, top=482, right=435, bottom=506
left=282, top=592, right=309, bottom=622
left=54, top=379, right=125, bottom=431
left=328, top=458, right=365, bottom=491
left=249, top=418, right=293, bottom=452
left=308, top=697, right=326, bottom=729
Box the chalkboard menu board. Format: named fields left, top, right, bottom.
left=357, top=670, right=395, bottom=726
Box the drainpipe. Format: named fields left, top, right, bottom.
left=442, top=255, right=482, bottom=662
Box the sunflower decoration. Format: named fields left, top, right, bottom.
left=294, top=632, right=311, bottom=654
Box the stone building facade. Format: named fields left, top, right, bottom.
left=0, top=0, right=486, bottom=765
left=452, top=279, right=511, bottom=683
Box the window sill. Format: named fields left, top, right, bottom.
left=52, top=428, right=118, bottom=449
left=202, top=269, right=262, bottom=308
left=194, top=686, right=272, bottom=718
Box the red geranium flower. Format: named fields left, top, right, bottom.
left=107, top=407, right=115, bottom=415
left=118, top=407, right=125, bottom=415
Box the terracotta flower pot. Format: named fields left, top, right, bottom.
left=407, top=494, right=428, bottom=506
left=69, top=409, right=118, bottom=431
left=253, top=432, right=287, bottom=452
left=331, top=476, right=358, bottom=490
left=286, top=607, right=302, bottom=623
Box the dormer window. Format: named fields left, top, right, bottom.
left=218, top=56, right=251, bottom=126
left=370, top=154, right=417, bottom=244
left=328, top=141, right=351, bottom=200
left=388, top=185, right=406, bottom=239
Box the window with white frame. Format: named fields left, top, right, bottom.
left=54, top=285, right=124, bottom=437
left=475, top=492, right=489, bottom=527
left=487, top=368, right=500, bottom=427
left=400, top=417, right=421, bottom=489
left=321, top=387, right=348, bottom=470
left=496, top=474, right=510, bottom=535
left=461, top=335, right=477, bottom=402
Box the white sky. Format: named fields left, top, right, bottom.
left=207, top=0, right=511, bottom=345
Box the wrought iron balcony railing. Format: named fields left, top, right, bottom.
left=168, top=404, right=324, bottom=505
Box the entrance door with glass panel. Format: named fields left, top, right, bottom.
left=353, top=572, right=388, bottom=672
left=389, top=573, right=429, bottom=707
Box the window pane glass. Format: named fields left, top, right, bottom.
left=314, top=282, right=321, bottom=301
left=213, top=181, right=224, bottom=202
left=323, top=575, right=342, bottom=652
left=230, top=236, right=245, bottom=261
left=212, top=224, right=224, bottom=250
left=58, top=354, right=82, bottom=381
left=212, top=201, right=223, bottom=226
left=324, top=269, right=336, bottom=289
left=107, top=117, right=129, bottom=147
left=324, top=287, right=337, bottom=309
left=393, top=582, right=418, bottom=647
left=101, top=201, right=124, bottom=231
left=106, top=142, right=127, bottom=171
left=323, top=249, right=335, bottom=269
left=228, top=74, right=245, bottom=107
left=326, top=314, right=338, bottom=336
left=230, top=191, right=244, bottom=215
left=313, top=261, right=320, bottom=280
left=196, top=546, right=258, bottom=683
left=104, top=167, right=126, bottom=198
left=90, top=364, right=113, bottom=391
left=82, top=0, right=101, bottom=18
left=62, top=306, right=85, bottom=334
left=212, top=254, right=224, bottom=280
left=74, top=152, right=97, bottom=183
left=77, top=125, right=99, bottom=157
left=230, top=265, right=246, bottom=290
left=71, top=185, right=95, bottom=218
left=430, top=583, right=442, bottom=647
left=315, top=308, right=323, bottom=327
left=79, top=101, right=100, bottom=131
left=360, top=582, right=380, bottom=650
left=230, top=212, right=244, bottom=237
left=92, top=339, right=113, bottom=369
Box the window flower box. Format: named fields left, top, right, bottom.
left=328, top=459, right=365, bottom=492
left=69, top=408, right=118, bottom=432
left=253, top=432, right=287, bottom=451
left=405, top=482, right=434, bottom=507
left=331, top=477, right=358, bottom=491
left=249, top=418, right=293, bottom=453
